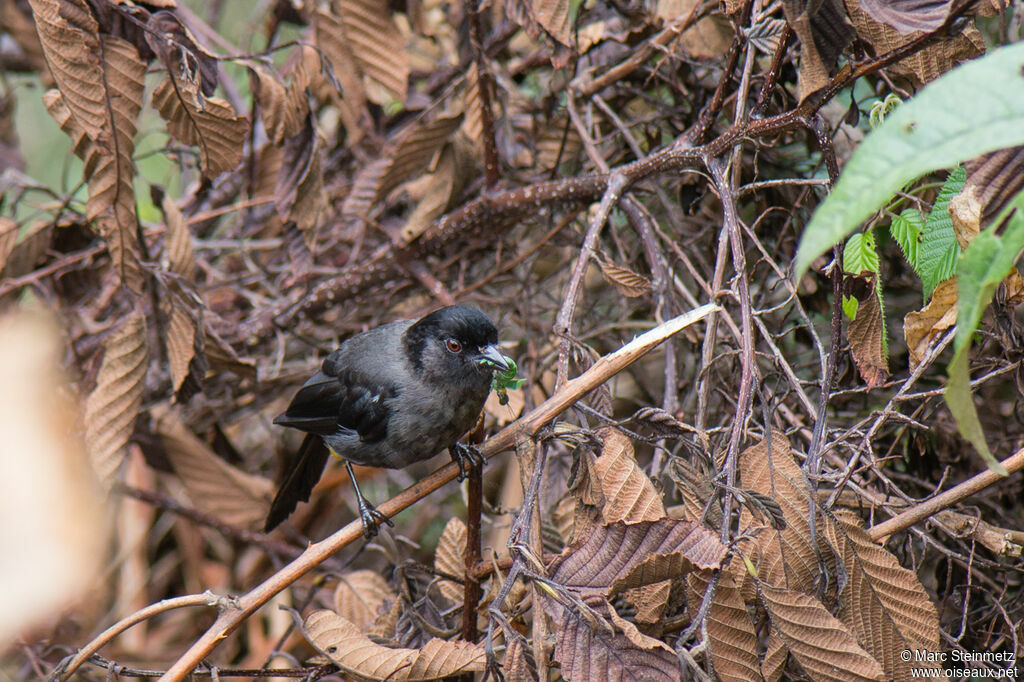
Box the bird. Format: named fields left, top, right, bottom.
left=265, top=305, right=509, bottom=538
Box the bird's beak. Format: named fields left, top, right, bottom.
left=477, top=344, right=510, bottom=372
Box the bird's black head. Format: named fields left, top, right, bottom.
left=403, top=305, right=508, bottom=387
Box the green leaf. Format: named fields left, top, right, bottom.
left=945, top=190, right=1024, bottom=473
left=842, top=294, right=859, bottom=321
left=794, top=43, right=1024, bottom=279
left=842, top=230, right=880, bottom=275
left=889, top=208, right=924, bottom=272
left=918, top=166, right=966, bottom=301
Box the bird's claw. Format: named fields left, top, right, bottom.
left=357, top=502, right=393, bottom=539
left=450, top=442, right=485, bottom=482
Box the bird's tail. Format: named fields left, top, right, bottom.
left=264, top=434, right=330, bottom=532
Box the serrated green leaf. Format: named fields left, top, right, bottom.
left=889, top=208, right=924, bottom=271
left=843, top=230, right=880, bottom=275
left=945, top=189, right=1024, bottom=473
left=794, top=43, right=1024, bottom=279
left=919, top=167, right=966, bottom=301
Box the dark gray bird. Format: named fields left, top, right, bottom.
left=265, top=305, right=508, bottom=538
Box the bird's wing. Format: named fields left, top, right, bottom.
left=274, top=365, right=398, bottom=443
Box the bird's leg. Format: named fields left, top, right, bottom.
left=345, top=462, right=393, bottom=539
left=449, top=442, right=486, bottom=482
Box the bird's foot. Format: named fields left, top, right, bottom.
left=357, top=501, right=393, bottom=539
left=449, top=442, right=486, bottom=482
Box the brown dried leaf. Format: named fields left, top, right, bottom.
left=158, top=191, right=195, bottom=279
left=0, top=219, right=52, bottom=280
left=761, top=630, right=789, bottom=682
left=904, top=277, right=957, bottom=368
left=847, top=278, right=889, bottom=387
left=204, top=325, right=257, bottom=381
left=312, top=11, right=367, bottom=143
left=42, top=34, right=146, bottom=292
left=434, top=517, right=466, bottom=604
left=549, top=599, right=680, bottom=682
left=858, top=0, right=951, bottom=33
left=151, top=76, right=248, bottom=177
left=251, top=64, right=307, bottom=145
left=304, top=610, right=485, bottom=680
left=27, top=0, right=109, bottom=146
left=758, top=581, right=886, bottom=681
left=845, top=0, right=985, bottom=86
left=782, top=0, right=855, bottom=100
left=153, top=405, right=272, bottom=529
left=533, top=0, right=571, bottom=47
left=825, top=509, right=940, bottom=680
left=334, top=570, right=396, bottom=630
left=593, top=427, right=666, bottom=524
left=548, top=519, right=728, bottom=601
left=380, top=115, right=464, bottom=204
left=600, top=261, right=653, bottom=298
left=145, top=11, right=218, bottom=97
left=688, top=569, right=760, bottom=682
left=276, top=115, right=325, bottom=246
left=502, top=635, right=537, bottom=682
left=334, top=0, right=409, bottom=104
left=398, top=144, right=458, bottom=243
left=963, top=146, right=1024, bottom=227
left=165, top=303, right=197, bottom=395
left=1, top=1, right=49, bottom=77
left=739, top=431, right=820, bottom=594
left=84, top=311, right=148, bottom=489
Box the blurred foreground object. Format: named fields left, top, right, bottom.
left=0, top=311, right=106, bottom=646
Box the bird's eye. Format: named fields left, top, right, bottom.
left=445, top=339, right=462, bottom=353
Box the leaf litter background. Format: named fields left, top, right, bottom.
left=1, top=0, right=1023, bottom=679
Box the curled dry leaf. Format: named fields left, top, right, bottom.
left=276, top=115, right=325, bottom=246
left=165, top=302, right=198, bottom=396
left=781, top=0, right=855, bottom=100
left=42, top=34, right=147, bottom=292
left=846, top=273, right=889, bottom=388
left=433, top=516, right=467, bottom=604
left=312, top=11, right=368, bottom=143
left=27, top=0, right=109, bottom=145
left=152, top=405, right=272, bottom=529
left=824, top=509, right=940, bottom=680
left=334, top=0, right=410, bottom=104
left=158, top=189, right=195, bottom=279
left=0, top=219, right=52, bottom=282
left=599, top=261, right=653, bottom=298
left=151, top=76, right=248, bottom=177
left=758, top=581, right=886, bottom=682
left=963, top=146, right=1024, bottom=225
left=502, top=635, right=538, bottom=682
left=250, top=64, right=308, bottom=145
left=904, top=277, right=957, bottom=368
left=84, top=310, right=148, bottom=489
left=303, top=610, right=485, bottom=681
left=334, top=570, right=396, bottom=630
